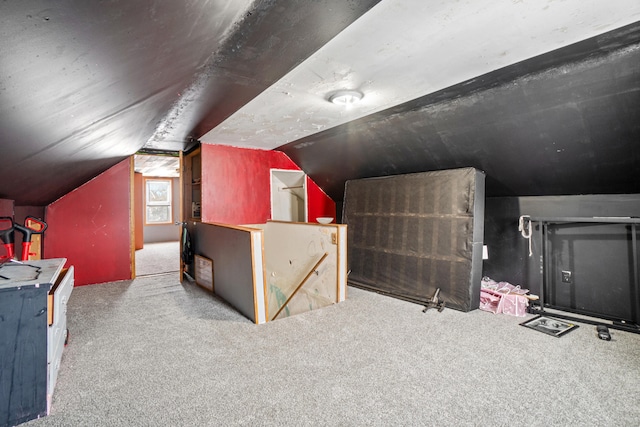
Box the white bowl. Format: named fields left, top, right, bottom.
left=316, top=217, right=333, bottom=224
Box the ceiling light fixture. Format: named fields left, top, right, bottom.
left=329, top=90, right=363, bottom=105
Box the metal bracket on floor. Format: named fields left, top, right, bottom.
left=423, top=288, right=445, bottom=313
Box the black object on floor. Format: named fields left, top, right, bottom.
left=520, top=315, right=579, bottom=338
left=597, top=325, right=611, bottom=341
left=527, top=305, right=640, bottom=335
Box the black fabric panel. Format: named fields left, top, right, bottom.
left=0, top=285, right=48, bottom=426
left=343, top=168, right=484, bottom=311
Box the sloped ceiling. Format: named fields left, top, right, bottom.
left=0, top=0, right=380, bottom=205
left=1, top=0, right=639, bottom=206
left=280, top=23, right=640, bottom=200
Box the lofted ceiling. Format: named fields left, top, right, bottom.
left=134, top=154, right=179, bottom=178
left=1, top=0, right=639, bottom=206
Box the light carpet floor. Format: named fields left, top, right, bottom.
left=134, top=241, right=180, bottom=276
left=25, top=274, right=640, bottom=426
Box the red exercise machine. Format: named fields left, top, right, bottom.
left=0, top=216, right=47, bottom=261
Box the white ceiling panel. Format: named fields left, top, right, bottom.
left=201, top=0, right=640, bottom=149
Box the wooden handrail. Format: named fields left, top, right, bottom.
left=271, top=252, right=329, bottom=321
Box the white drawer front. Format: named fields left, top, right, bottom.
left=51, top=266, right=74, bottom=327
left=47, top=265, right=73, bottom=413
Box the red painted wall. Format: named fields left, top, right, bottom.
left=0, top=199, right=14, bottom=216
left=45, top=159, right=132, bottom=286
left=306, top=177, right=337, bottom=222
left=200, top=144, right=335, bottom=225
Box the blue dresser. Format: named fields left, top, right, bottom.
left=0, top=258, right=73, bottom=427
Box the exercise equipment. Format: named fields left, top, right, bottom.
left=15, top=216, right=47, bottom=261
left=0, top=216, right=47, bottom=261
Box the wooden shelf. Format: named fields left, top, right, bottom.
left=182, top=146, right=202, bottom=222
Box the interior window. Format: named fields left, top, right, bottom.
left=145, top=178, right=172, bottom=224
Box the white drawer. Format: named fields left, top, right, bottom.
left=48, top=319, right=66, bottom=363
left=48, top=266, right=74, bottom=327
left=47, top=265, right=73, bottom=413
left=47, top=316, right=66, bottom=412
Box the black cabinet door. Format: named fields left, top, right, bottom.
left=0, top=285, right=48, bottom=427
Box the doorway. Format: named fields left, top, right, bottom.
left=134, top=241, right=180, bottom=276
left=270, top=169, right=307, bottom=222
left=133, top=153, right=181, bottom=276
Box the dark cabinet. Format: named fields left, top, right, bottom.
left=0, top=258, right=73, bottom=427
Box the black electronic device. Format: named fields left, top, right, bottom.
left=596, top=324, right=611, bottom=341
